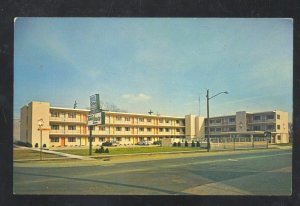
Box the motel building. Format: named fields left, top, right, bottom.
left=20, top=101, right=289, bottom=148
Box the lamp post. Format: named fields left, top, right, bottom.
left=206, top=89, right=228, bottom=152
left=38, top=118, right=44, bottom=160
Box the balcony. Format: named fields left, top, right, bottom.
left=50, top=130, right=83, bottom=135
left=50, top=117, right=86, bottom=123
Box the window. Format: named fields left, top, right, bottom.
left=68, top=137, right=76, bottom=142
left=266, top=114, right=275, bottom=119
left=176, top=128, right=180, bottom=132
left=277, top=114, right=280, bottom=120
left=51, top=125, right=59, bottom=130
left=147, top=137, right=151, bottom=141
left=277, top=125, right=280, bottom=130
left=253, top=125, right=261, bottom=131
left=125, top=117, right=130, bottom=121
left=116, top=137, right=121, bottom=141
left=99, top=126, right=105, bottom=131
left=125, top=127, right=130, bottom=131
left=68, top=125, right=76, bottom=130
left=159, top=119, right=163, bottom=123
left=165, top=128, right=170, bottom=132
left=139, top=127, right=144, bottom=131
left=99, top=137, right=104, bottom=142
left=216, top=128, right=221, bottom=132
left=116, top=116, right=122, bottom=121
left=147, top=128, right=152, bottom=132
left=50, top=137, right=59, bottom=142
left=277, top=135, right=281, bottom=140
left=229, top=117, right=235, bottom=122
left=229, top=127, right=236, bottom=132
left=176, top=120, right=179, bottom=124
left=210, top=128, right=215, bottom=132
left=253, top=116, right=261, bottom=121
left=91, top=137, right=95, bottom=142
left=159, top=128, right=163, bottom=132
left=216, top=119, right=221, bottom=124
left=89, top=126, right=95, bottom=130
left=267, top=125, right=275, bottom=130
left=68, top=113, right=76, bottom=118
left=165, top=120, right=170, bottom=123
left=51, top=111, right=59, bottom=117
left=116, top=127, right=122, bottom=131
left=147, top=118, right=151, bottom=122
left=139, top=118, right=144, bottom=122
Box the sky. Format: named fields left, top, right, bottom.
left=14, top=18, right=293, bottom=121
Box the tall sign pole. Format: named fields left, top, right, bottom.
left=88, top=94, right=101, bottom=156
left=206, top=90, right=210, bottom=152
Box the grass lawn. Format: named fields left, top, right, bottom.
left=53, top=146, right=204, bottom=156
left=14, top=149, right=62, bottom=160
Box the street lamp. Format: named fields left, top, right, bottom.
left=38, top=118, right=44, bottom=160
left=206, top=89, right=228, bottom=152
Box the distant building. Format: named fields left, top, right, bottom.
left=20, top=101, right=289, bottom=148
left=13, top=119, right=21, bottom=141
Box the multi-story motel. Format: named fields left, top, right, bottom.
left=20, top=101, right=289, bottom=148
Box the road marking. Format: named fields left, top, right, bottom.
left=227, top=159, right=238, bottom=161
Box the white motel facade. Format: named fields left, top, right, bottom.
left=20, top=101, right=289, bottom=148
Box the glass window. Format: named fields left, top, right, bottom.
left=253, top=116, right=261, bottom=121
left=68, top=125, right=76, bottom=130
left=216, top=128, right=221, bottom=132
left=267, top=125, right=275, bottom=130
left=51, top=111, right=59, bottom=117
left=253, top=125, right=261, bottom=131
left=50, top=137, right=59, bottom=142
left=99, top=126, right=105, bottom=131
left=277, top=114, right=280, bottom=119
left=229, top=117, right=235, bottom=122
left=159, top=128, right=163, bottom=132
left=147, top=128, right=152, bottom=132
left=68, top=137, right=76, bottom=142
left=165, top=120, right=170, bottom=123
left=51, top=125, right=59, bottom=130
left=159, top=119, right=163, bottom=123
left=277, top=125, right=280, bottom=130
left=99, top=137, right=104, bottom=142
left=139, top=118, right=144, bottom=122
left=68, top=113, right=76, bottom=118
left=125, top=127, right=130, bottom=131
left=139, top=127, right=144, bottom=131
left=116, top=127, right=122, bottom=131
left=266, top=114, right=274, bottom=119
left=125, top=117, right=130, bottom=121
left=116, top=116, right=122, bottom=121
left=165, top=128, right=170, bottom=132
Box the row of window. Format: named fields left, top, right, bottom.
left=253, top=114, right=279, bottom=121
left=252, top=125, right=279, bottom=131
left=51, top=125, right=77, bottom=130
left=50, top=137, right=162, bottom=143
left=51, top=112, right=78, bottom=118
left=113, top=116, right=182, bottom=124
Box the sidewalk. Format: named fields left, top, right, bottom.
left=15, top=146, right=96, bottom=161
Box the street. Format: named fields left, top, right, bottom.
left=13, top=148, right=292, bottom=195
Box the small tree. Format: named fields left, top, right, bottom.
left=191, top=140, right=195, bottom=147
left=173, top=142, right=177, bottom=147
left=177, top=142, right=181, bottom=147
left=196, top=141, right=200, bottom=147
left=100, top=146, right=105, bottom=153
left=185, top=141, right=188, bottom=147
left=105, top=148, right=109, bottom=153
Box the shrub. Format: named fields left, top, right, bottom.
left=173, top=142, right=177, bottom=147
left=196, top=141, right=200, bottom=147
left=185, top=141, right=188, bottom=147
left=105, top=148, right=109, bottom=153
left=43, top=144, right=47, bottom=148
left=100, top=146, right=105, bottom=153
left=95, top=148, right=99, bottom=153
left=191, top=140, right=195, bottom=147
left=177, top=142, right=181, bottom=147
left=153, top=140, right=162, bottom=145
left=35, top=143, right=38, bottom=148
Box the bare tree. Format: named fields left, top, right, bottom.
left=100, top=101, right=127, bottom=113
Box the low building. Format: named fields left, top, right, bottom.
left=20, top=101, right=289, bottom=148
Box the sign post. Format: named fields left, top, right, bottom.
left=87, top=94, right=104, bottom=156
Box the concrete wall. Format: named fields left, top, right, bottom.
left=195, top=116, right=205, bottom=139
left=20, top=105, right=29, bottom=143
left=29, top=102, right=50, bottom=148
left=275, top=111, right=289, bottom=143
left=236, top=111, right=247, bottom=132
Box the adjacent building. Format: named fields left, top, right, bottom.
left=20, top=101, right=289, bottom=148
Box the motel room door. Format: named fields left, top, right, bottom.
left=61, top=137, right=65, bottom=147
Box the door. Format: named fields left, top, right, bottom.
left=61, top=137, right=65, bottom=147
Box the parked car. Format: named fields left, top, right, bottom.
left=102, top=141, right=112, bottom=146
left=137, top=141, right=147, bottom=145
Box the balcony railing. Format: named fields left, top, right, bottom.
left=50, top=117, right=86, bottom=123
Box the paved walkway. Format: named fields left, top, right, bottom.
left=15, top=146, right=96, bottom=161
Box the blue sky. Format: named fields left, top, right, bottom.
left=14, top=18, right=293, bottom=121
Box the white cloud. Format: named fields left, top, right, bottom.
left=122, top=93, right=151, bottom=102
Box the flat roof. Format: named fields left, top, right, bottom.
left=50, top=107, right=90, bottom=112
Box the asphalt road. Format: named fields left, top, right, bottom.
left=13, top=148, right=292, bottom=195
